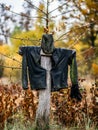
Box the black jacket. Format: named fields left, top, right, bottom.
left=19, top=46, right=78, bottom=91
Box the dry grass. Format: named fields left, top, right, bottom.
left=0, top=78, right=98, bottom=130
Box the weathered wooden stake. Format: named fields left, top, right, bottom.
left=35, top=50, right=52, bottom=130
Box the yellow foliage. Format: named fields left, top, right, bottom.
left=86, top=0, right=97, bottom=9
left=92, top=63, right=98, bottom=75
left=0, top=44, right=11, bottom=55
left=3, top=53, right=22, bottom=79
left=0, top=44, right=22, bottom=79
left=11, top=30, right=43, bottom=52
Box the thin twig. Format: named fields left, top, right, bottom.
left=49, top=1, right=70, bottom=14
left=0, top=65, right=21, bottom=69
left=77, top=47, right=95, bottom=57
left=68, top=32, right=86, bottom=49
left=51, top=8, right=78, bottom=18
left=77, top=54, right=96, bottom=66
left=55, top=21, right=98, bottom=42
left=0, top=52, right=21, bottom=64
left=0, top=3, right=46, bottom=20
left=0, top=33, right=40, bottom=42
left=24, top=0, right=46, bottom=15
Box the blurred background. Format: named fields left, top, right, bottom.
left=0, top=0, right=98, bottom=84
left=0, top=0, right=98, bottom=129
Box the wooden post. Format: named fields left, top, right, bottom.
left=35, top=50, right=52, bottom=130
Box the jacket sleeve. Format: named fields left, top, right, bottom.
left=68, top=50, right=82, bottom=101
left=69, top=51, right=78, bottom=85
left=19, top=47, right=28, bottom=90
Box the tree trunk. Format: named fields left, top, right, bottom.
left=35, top=50, right=52, bottom=130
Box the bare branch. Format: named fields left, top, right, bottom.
left=0, top=33, right=40, bottom=42
left=0, top=3, right=46, bottom=20
left=49, top=1, right=70, bottom=14
left=77, top=53, right=96, bottom=66
left=0, top=65, right=21, bottom=69
left=55, top=22, right=96, bottom=42
left=77, top=47, right=96, bottom=57
left=24, top=0, right=46, bottom=15
left=68, top=32, right=86, bottom=49
left=0, top=52, right=21, bottom=64
left=55, top=30, right=73, bottom=42
left=51, top=9, right=78, bottom=18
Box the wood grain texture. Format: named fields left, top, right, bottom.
left=36, top=50, right=52, bottom=130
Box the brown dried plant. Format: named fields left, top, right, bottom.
left=0, top=78, right=98, bottom=130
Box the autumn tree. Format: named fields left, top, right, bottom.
left=57, top=0, right=98, bottom=47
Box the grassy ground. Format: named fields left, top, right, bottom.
left=4, top=120, right=98, bottom=130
